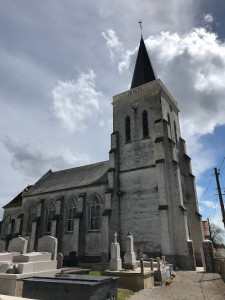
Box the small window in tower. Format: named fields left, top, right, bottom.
left=142, top=110, right=149, bottom=138
left=174, top=121, right=178, bottom=143
left=125, top=116, right=131, bottom=143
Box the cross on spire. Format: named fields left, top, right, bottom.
left=139, top=20, right=143, bottom=36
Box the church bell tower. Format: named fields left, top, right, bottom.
left=109, top=36, right=203, bottom=269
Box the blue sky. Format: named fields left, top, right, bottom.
left=0, top=0, right=225, bottom=231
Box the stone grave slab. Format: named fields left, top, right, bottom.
left=0, top=263, right=11, bottom=273
left=13, top=252, right=51, bottom=263
left=17, top=259, right=57, bottom=274
left=22, top=274, right=118, bottom=300
left=0, top=253, right=14, bottom=262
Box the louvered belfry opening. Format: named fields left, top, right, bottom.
left=142, top=110, right=149, bottom=138
left=125, top=116, right=131, bottom=143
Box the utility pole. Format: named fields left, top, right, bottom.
left=214, top=167, right=225, bottom=229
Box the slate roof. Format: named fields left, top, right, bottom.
left=131, top=37, right=156, bottom=89
left=3, top=185, right=33, bottom=209
left=24, top=161, right=109, bottom=196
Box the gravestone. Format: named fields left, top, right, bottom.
left=124, top=232, right=137, bottom=269
left=150, top=258, right=154, bottom=270
left=37, top=236, right=58, bottom=260
left=157, top=257, right=161, bottom=271
left=8, top=237, right=27, bottom=254
left=137, top=249, right=143, bottom=260
left=109, top=232, right=122, bottom=271
left=162, top=256, right=166, bottom=267
left=57, top=252, right=63, bottom=269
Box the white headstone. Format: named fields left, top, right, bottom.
left=37, top=236, right=58, bottom=260
left=157, top=257, right=161, bottom=271
left=109, top=232, right=122, bottom=271
left=8, top=237, right=27, bottom=254
left=124, top=232, right=137, bottom=269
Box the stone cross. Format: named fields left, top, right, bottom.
left=113, top=232, right=117, bottom=244
left=124, top=232, right=137, bottom=269
left=109, top=232, right=122, bottom=271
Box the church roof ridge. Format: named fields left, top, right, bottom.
left=130, top=36, right=156, bottom=89
left=24, top=160, right=109, bottom=196
left=52, top=160, right=109, bottom=174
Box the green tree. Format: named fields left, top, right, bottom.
left=209, top=223, right=225, bottom=249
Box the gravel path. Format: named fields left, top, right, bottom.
left=128, top=270, right=225, bottom=300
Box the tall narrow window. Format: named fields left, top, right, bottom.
left=1, top=215, right=10, bottom=238
left=125, top=116, right=131, bottom=143
left=67, top=199, right=77, bottom=232
left=27, top=204, right=37, bottom=234
left=47, top=201, right=56, bottom=233
left=142, top=110, right=149, bottom=138
left=90, top=197, right=101, bottom=230
left=174, top=121, right=178, bottom=143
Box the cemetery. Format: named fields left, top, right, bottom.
left=0, top=236, right=60, bottom=296
left=0, top=231, right=207, bottom=299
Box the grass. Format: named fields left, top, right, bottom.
left=89, top=270, right=101, bottom=276
left=88, top=271, right=135, bottom=299
left=118, top=288, right=135, bottom=300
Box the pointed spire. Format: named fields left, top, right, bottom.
left=130, top=37, right=156, bottom=89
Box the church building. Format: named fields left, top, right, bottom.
left=0, top=37, right=203, bottom=269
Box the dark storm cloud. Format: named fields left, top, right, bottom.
left=1, top=136, right=89, bottom=178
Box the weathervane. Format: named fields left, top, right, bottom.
left=139, top=20, right=143, bottom=36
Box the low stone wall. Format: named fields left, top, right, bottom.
left=214, top=257, right=225, bottom=282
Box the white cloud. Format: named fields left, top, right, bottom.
left=204, top=13, right=214, bottom=25
left=118, top=28, right=225, bottom=177
left=102, top=29, right=123, bottom=61
left=99, top=120, right=104, bottom=127
left=199, top=199, right=218, bottom=210
left=52, top=69, right=103, bottom=132
left=1, top=136, right=90, bottom=178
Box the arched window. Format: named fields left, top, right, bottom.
left=90, top=197, right=101, bottom=230
left=142, top=110, right=149, bottom=138
left=174, top=121, right=178, bottom=143
left=125, top=116, right=131, bottom=143
left=47, top=201, right=56, bottom=233
left=2, top=215, right=11, bottom=238
left=67, top=199, right=77, bottom=232
left=27, top=204, right=37, bottom=234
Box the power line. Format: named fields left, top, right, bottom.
left=201, top=174, right=215, bottom=199
left=218, top=156, right=225, bottom=172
